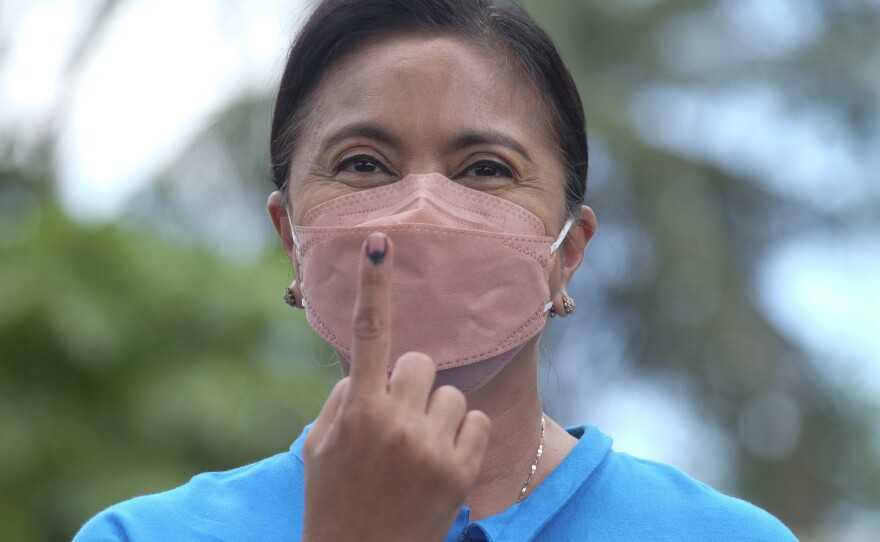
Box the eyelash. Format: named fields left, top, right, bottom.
left=334, top=155, right=513, bottom=178
left=463, top=160, right=513, bottom=178
left=335, top=154, right=389, bottom=174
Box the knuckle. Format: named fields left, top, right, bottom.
left=339, top=408, right=383, bottom=447
left=434, top=384, right=465, bottom=402
left=338, top=398, right=372, bottom=429
left=336, top=408, right=357, bottom=432
left=469, top=410, right=492, bottom=431
left=352, top=312, right=387, bottom=340
left=384, top=420, right=420, bottom=452
left=360, top=268, right=389, bottom=289
left=432, top=385, right=466, bottom=410
left=396, top=351, right=436, bottom=374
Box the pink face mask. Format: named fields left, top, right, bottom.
left=288, top=173, right=573, bottom=394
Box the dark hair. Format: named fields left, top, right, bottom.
left=270, top=0, right=588, bottom=216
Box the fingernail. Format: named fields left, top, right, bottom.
left=366, top=233, right=387, bottom=265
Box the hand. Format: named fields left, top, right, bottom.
left=301, top=232, right=491, bottom=542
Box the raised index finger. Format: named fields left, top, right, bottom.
left=349, top=232, right=394, bottom=394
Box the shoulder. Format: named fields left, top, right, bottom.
left=73, top=451, right=304, bottom=542
left=591, top=449, right=798, bottom=541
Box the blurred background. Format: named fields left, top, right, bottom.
left=1, top=0, right=878, bottom=540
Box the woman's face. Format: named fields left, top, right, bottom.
left=286, top=34, right=569, bottom=234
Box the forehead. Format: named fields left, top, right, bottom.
left=299, top=33, right=555, bottom=146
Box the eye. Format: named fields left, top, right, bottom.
left=461, top=160, right=513, bottom=178
left=336, top=154, right=388, bottom=175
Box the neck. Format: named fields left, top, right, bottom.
left=462, top=336, right=567, bottom=520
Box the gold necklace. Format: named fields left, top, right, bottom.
left=516, top=415, right=545, bottom=503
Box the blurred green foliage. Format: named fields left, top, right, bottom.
left=532, top=1, right=880, bottom=536
left=0, top=167, right=337, bottom=541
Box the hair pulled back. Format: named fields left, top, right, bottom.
left=270, top=0, right=588, bottom=215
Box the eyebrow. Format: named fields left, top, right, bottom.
left=446, top=131, right=532, bottom=162
left=322, top=123, right=401, bottom=153
left=321, top=124, right=532, bottom=162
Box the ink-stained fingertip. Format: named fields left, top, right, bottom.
left=365, top=232, right=388, bottom=265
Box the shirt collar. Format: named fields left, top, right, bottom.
left=466, top=425, right=612, bottom=541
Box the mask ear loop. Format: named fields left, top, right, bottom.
left=549, top=217, right=575, bottom=255
left=286, top=215, right=307, bottom=308
left=543, top=217, right=576, bottom=315
left=286, top=215, right=301, bottom=252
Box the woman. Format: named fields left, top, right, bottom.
left=75, top=0, right=797, bottom=540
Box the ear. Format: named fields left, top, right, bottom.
left=550, top=205, right=596, bottom=316
left=559, top=205, right=597, bottom=287
left=267, top=191, right=299, bottom=272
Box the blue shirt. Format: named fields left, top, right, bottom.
left=74, top=425, right=798, bottom=541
